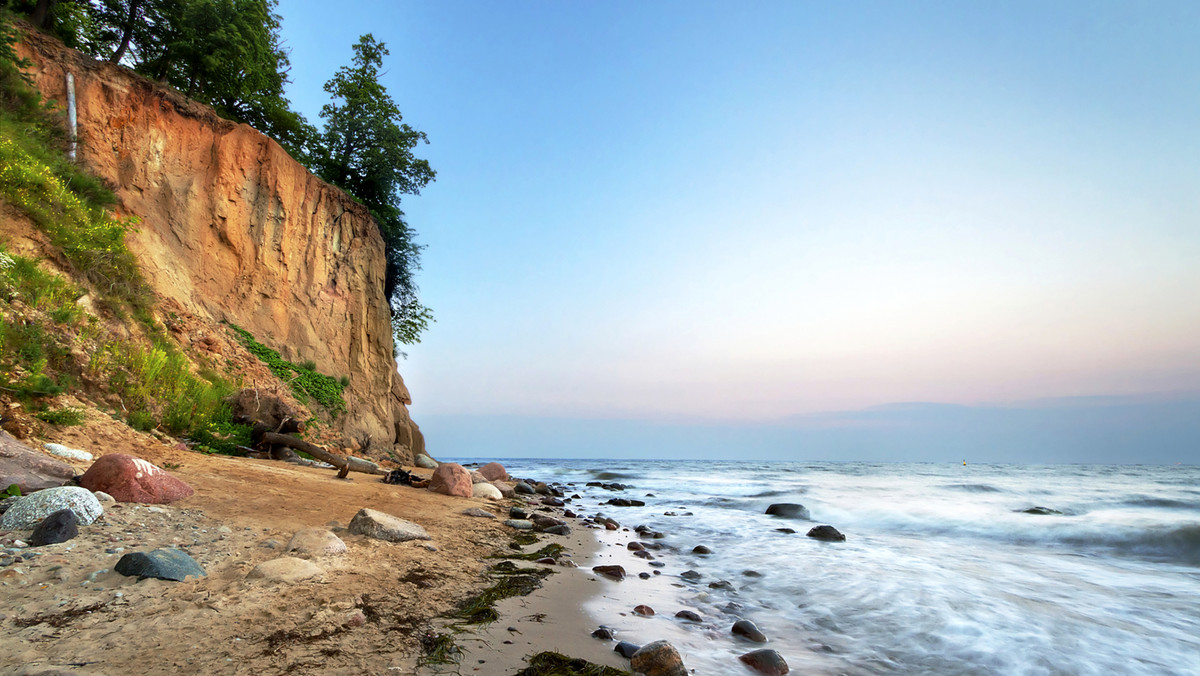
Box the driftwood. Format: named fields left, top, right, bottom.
left=259, top=432, right=387, bottom=477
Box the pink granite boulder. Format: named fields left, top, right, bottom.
left=0, top=431, right=75, bottom=494
left=79, top=453, right=194, bottom=504
left=478, top=462, right=509, bottom=482
left=429, top=462, right=473, bottom=498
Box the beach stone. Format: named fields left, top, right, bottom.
left=462, top=507, right=496, bottom=519
left=680, top=570, right=702, bottom=581
left=774, top=528, right=796, bottom=534
left=115, top=548, right=206, bottom=581
left=765, top=503, right=810, bottom=519
left=429, top=463, right=473, bottom=498
left=509, top=506, right=528, bottom=519
left=413, top=454, right=439, bottom=469
left=692, top=545, right=712, bottom=554
left=638, top=571, right=651, bottom=579
left=532, top=514, right=564, bottom=529
left=543, top=524, right=571, bottom=536
left=514, top=482, right=535, bottom=495
left=633, top=550, right=653, bottom=559
left=504, top=519, right=534, bottom=530
left=79, top=454, right=194, bottom=504
left=592, top=627, right=614, bottom=640
left=472, top=482, right=503, bottom=500
left=469, top=470, right=489, bottom=484
left=492, top=481, right=517, bottom=498
left=0, top=486, right=103, bottom=529
left=92, top=491, right=115, bottom=505
left=478, top=462, right=508, bottom=482
left=614, top=641, right=641, bottom=658
left=0, top=431, right=76, bottom=494
left=29, top=509, right=78, bottom=546
left=348, top=508, right=431, bottom=542
left=534, top=482, right=553, bottom=496
left=709, top=580, right=735, bottom=590
left=743, top=570, right=763, bottom=577
left=43, top=443, right=93, bottom=462
left=675, top=609, right=703, bottom=622
left=806, top=525, right=846, bottom=541
left=541, top=496, right=565, bottom=507
left=592, top=565, right=626, bottom=581
left=285, top=529, right=346, bottom=557
left=1020, top=506, right=1063, bottom=515
left=627, top=541, right=645, bottom=551
left=630, top=640, right=686, bottom=676
left=247, top=556, right=324, bottom=583
left=633, top=604, right=655, bottom=616
left=605, top=521, right=619, bottom=531
left=739, top=648, right=790, bottom=675
left=733, top=619, right=768, bottom=642
left=649, top=561, right=666, bottom=568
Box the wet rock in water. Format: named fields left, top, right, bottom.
left=606, top=498, right=646, bottom=507
left=774, top=528, right=796, bottom=534
left=638, top=572, right=651, bottom=579
left=692, top=545, right=712, bottom=554
left=541, top=496, right=565, bottom=507
left=29, top=509, right=78, bottom=546
left=563, top=509, right=577, bottom=518
left=478, top=462, right=508, bottom=482
left=413, top=454, right=439, bottom=469
left=462, top=507, right=496, bottom=519
left=604, top=521, right=619, bottom=531
left=79, top=453, right=194, bottom=504
left=115, top=548, right=206, bottom=581
left=0, top=486, right=103, bottom=529
left=708, top=580, right=735, bottom=590
left=634, top=524, right=652, bottom=533
left=680, top=569, right=702, bottom=581
left=739, top=648, right=790, bottom=675
left=43, top=442, right=93, bottom=462
left=543, top=524, right=572, bottom=536
left=806, top=525, right=846, bottom=541
left=532, top=514, right=565, bottom=529
left=348, top=507, right=431, bottom=542
left=765, top=503, right=810, bottom=519
left=1020, top=506, right=1064, bottom=516
left=0, top=430, right=76, bottom=494
left=614, top=641, right=641, bottom=658
left=633, top=604, right=655, bottom=616
left=592, top=565, right=626, bottom=580
left=733, top=619, right=768, bottom=642
left=633, top=550, right=654, bottom=559
left=514, top=482, right=535, bottom=495
left=509, top=506, right=529, bottom=519
left=630, top=640, right=687, bottom=676
left=503, top=519, right=534, bottom=530
left=742, top=570, right=763, bottom=577
left=592, top=627, right=615, bottom=640
left=534, top=557, right=557, bottom=565
left=247, top=556, right=324, bottom=583
left=627, top=541, right=645, bottom=551
left=675, top=609, right=703, bottom=622
left=285, top=528, right=346, bottom=557
left=430, top=463, right=474, bottom=498
left=471, top=482, right=503, bottom=500
left=649, top=561, right=666, bottom=568
left=534, top=482, right=553, bottom=496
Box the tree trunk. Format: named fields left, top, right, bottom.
left=31, top=0, right=57, bottom=29
left=109, top=0, right=143, bottom=64
left=259, top=432, right=387, bottom=476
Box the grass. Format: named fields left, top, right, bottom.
left=227, top=323, right=346, bottom=416
left=34, top=406, right=85, bottom=425
left=514, top=652, right=631, bottom=676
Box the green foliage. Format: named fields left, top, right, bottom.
left=190, top=418, right=252, bottom=455
left=314, top=34, right=435, bottom=346
left=34, top=406, right=86, bottom=425
left=227, top=324, right=346, bottom=415
left=3, top=483, right=21, bottom=498
left=126, top=409, right=155, bottom=431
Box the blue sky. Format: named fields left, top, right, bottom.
left=277, top=2, right=1200, bottom=461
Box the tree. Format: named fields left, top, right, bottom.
left=313, top=34, right=435, bottom=347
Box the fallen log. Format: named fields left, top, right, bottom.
left=259, top=432, right=386, bottom=477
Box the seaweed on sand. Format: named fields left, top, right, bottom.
left=488, top=543, right=566, bottom=561
left=418, top=631, right=462, bottom=667
left=510, top=532, right=541, bottom=547
left=513, top=652, right=631, bottom=676
left=454, top=567, right=553, bottom=625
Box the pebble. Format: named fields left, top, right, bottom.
left=692, top=545, right=712, bottom=554
left=680, top=570, right=702, bottom=581
left=633, top=604, right=655, bottom=616
left=638, top=572, right=651, bottom=579
left=675, top=609, right=703, bottom=622
left=733, top=619, right=768, bottom=642
left=708, top=580, right=735, bottom=591
left=806, top=525, right=846, bottom=541
left=739, top=648, right=790, bottom=675
left=592, top=565, right=626, bottom=581
left=591, top=627, right=615, bottom=640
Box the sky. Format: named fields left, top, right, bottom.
left=277, top=1, right=1200, bottom=462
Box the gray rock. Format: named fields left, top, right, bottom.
left=543, top=524, right=571, bottom=536
left=504, top=519, right=534, bottom=530
left=739, top=648, right=790, bottom=675
left=514, top=482, right=535, bottom=495
left=509, top=507, right=528, bottom=519
left=1020, top=506, right=1063, bottom=515
left=285, top=529, right=346, bottom=557
left=592, top=565, right=626, bottom=580
left=413, top=454, right=439, bottom=469
left=115, top=548, right=206, bottom=581
left=692, top=545, right=713, bottom=554
left=708, top=580, right=735, bottom=590
left=592, top=627, right=614, bottom=640
left=462, top=507, right=496, bottom=519
left=614, top=641, right=641, bottom=658
left=0, top=486, right=103, bottom=529
left=92, top=491, right=115, bottom=504
left=630, top=640, right=687, bottom=676
left=348, top=508, right=431, bottom=542
left=806, top=525, right=846, bottom=541
left=765, top=503, right=810, bottom=519
left=0, top=430, right=76, bottom=494
left=43, top=443, right=93, bottom=462
left=247, top=556, right=324, bottom=583
left=675, top=609, right=703, bottom=622
left=733, top=619, right=768, bottom=642
left=30, top=509, right=78, bottom=546
left=680, top=569, right=702, bottom=581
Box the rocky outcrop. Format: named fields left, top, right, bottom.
left=16, top=29, right=422, bottom=462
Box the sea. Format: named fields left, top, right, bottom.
left=456, top=459, right=1200, bottom=675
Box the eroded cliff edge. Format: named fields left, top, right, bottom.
left=16, top=30, right=425, bottom=462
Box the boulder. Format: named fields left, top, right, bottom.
left=348, top=507, right=431, bottom=542
left=115, top=548, right=206, bottom=581
left=614, top=641, right=641, bottom=659
left=739, top=649, right=789, bottom=675
left=514, top=482, right=535, bottom=495
left=413, top=454, right=439, bottom=469
left=285, top=529, right=347, bottom=557
left=692, top=545, right=712, bottom=554
left=78, top=453, right=194, bottom=504
left=733, top=619, right=768, bottom=642
left=509, top=506, right=528, bottom=519
left=592, top=565, right=626, bottom=581
left=492, top=481, right=517, bottom=498
left=765, top=503, right=810, bottom=519
left=0, top=430, right=75, bottom=494
left=543, top=524, right=571, bottom=536
left=472, top=482, right=503, bottom=500
left=531, top=514, right=564, bottom=529
left=806, top=525, right=846, bottom=541
left=429, top=463, right=473, bottom=498
left=247, top=557, right=324, bottom=583
left=43, top=443, right=93, bottom=462
left=680, top=570, right=702, bottom=581
left=29, top=508, right=79, bottom=546
left=469, top=470, right=489, bottom=484
left=630, top=640, right=687, bottom=676
left=0, top=486, right=103, bottom=529
left=478, top=462, right=508, bottom=482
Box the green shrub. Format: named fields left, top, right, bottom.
left=227, top=324, right=346, bottom=416
left=126, top=409, right=155, bottom=431
left=34, top=406, right=86, bottom=425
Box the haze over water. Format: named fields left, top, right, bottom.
left=482, top=458, right=1200, bottom=675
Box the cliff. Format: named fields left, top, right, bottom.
left=14, top=30, right=424, bottom=462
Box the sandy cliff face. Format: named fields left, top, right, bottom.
left=16, top=31, right=423, bottom=462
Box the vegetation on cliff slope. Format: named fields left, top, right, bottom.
left=7, top=0, right=436, bottom=347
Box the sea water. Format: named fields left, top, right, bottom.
left=464, top=459, right=1200, bottom=675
